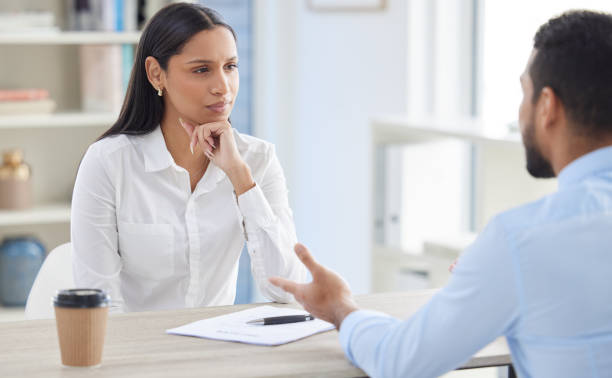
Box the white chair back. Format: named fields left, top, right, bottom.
left=24, top=242, right=74, bottom=320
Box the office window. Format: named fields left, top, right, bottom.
left=479, top=0, right=612, bottom=133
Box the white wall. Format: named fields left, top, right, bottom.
left=480, top=0, right=612, bottom=132
left=254, top=0, right=410, bottom=294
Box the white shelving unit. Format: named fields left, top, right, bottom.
left=0, top=203, right=71, bottom=227
left=0, top=1, right=146, bottom=319
left=0, top=306, right=26, bottom=322
left=370, top=116, right=558, bottom=292
left=0, top=112, right=117, bottom=129
left=0, top=31, right=140, bottom=45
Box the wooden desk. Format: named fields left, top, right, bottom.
left=0, top=290, right=510, bottom=377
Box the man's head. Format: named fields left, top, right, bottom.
left=519, top=10, right=612, bottom=178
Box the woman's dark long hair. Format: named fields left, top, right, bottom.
left=98, top=3, right=236, bottom=140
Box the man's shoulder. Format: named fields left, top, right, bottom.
left=496, top=180, right=612, bottom=233
left=493, top=194, right=557, bottom=233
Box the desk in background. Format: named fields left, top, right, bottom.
left=0, top=290, right=511, bottom=377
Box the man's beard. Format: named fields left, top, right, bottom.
left=523, top=117, right=555, bottom=178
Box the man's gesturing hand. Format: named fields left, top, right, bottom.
left=269, top=243, right=359, bottom=330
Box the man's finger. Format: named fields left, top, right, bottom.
left=294, top=243, right=322, bottom=274
left=449, top=258, right=458, bottom=273
left=269, top=276, right=299, bottom=295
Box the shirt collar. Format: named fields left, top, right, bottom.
left=139, top=126, right=174, bottom=173
left=137, top=127, right=250, bottom=189
left=558, top=145, right=612, bottom=189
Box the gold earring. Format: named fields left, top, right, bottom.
left=157, top=87, right=163, bottom=97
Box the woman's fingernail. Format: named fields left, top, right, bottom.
left=190, top=141, right=194, bottom=155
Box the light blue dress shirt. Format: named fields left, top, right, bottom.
left=340, top=146, right=612, bottom=378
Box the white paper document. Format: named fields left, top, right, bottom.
left=166, top=305, right=335, bottom=346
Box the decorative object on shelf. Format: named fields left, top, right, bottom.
left=307, top=0, right=386, bottom=12
left=0, top=236, right=46, bottom=306
left=0, top=149, right=32, bottom=210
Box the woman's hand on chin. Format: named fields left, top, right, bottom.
left=179, top=118, right=255, bottom=195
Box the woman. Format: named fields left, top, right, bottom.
left=71, top=3, right=306, bottom=312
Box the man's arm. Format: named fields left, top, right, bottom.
left=270, top=218, right=520, bottom=378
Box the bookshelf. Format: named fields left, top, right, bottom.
left=370, top=116, right=558, bottom=292
left=0, top=1, right=147, bottom=318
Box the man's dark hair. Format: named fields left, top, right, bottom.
left=531, top=10, right=612, bottom=136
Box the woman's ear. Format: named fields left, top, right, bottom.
left=144, top=56, right=166, bottom=93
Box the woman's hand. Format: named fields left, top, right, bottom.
left=179, top=118, right=255, bottom=195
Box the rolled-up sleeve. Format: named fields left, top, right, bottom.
left=71, top=144, right=124, bottom=312
left=235, top=147, right=307, bottom=303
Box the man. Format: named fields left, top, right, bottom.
left=269, top=10, right=612, bottom=378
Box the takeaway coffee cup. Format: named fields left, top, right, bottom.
left=53, top=289, right=110, bottom=367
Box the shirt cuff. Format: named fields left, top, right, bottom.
left=339, top=309, right=390, bottom=365
left=236, top=183, right=276, bottom=231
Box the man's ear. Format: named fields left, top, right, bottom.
left=144, top=56, right=166, bottom=92
left=537, top=87, right=563, bottom=132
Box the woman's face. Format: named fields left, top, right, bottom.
left=164, top=27, right=239, bottom=125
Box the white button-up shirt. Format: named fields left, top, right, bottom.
left=71, top=126, right=307, bottom=312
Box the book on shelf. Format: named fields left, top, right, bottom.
left=123, top=0, right=139, bottom=31
left=80, top=45, right=124, bottom=113
left=0, top=99, right=56, bottom=115
left=0, top=89, right=49, bottom=102
left=68, top=0, right=139, bottom=112
left=383, top=145, right=404, bottom=249
left=0, top=89, right=56, bottom=115
left=0, top=11, right=59, bottom=33
left=121, top=44, right=135, bottom=94
left=66, top=0, right=141, bottom=32
left=144, top=0, right=169, bottom=25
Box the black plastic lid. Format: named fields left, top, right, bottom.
left=53, top=289, right=110, bottom=308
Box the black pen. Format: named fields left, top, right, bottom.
left=246, top=314, right=315, bottom=325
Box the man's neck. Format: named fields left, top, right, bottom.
left=553, top=132, right=612, bottom=175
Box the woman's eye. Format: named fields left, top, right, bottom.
left=194, top=67, right=209, bottom=73
left=226, top=63, right=238, bottom=70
